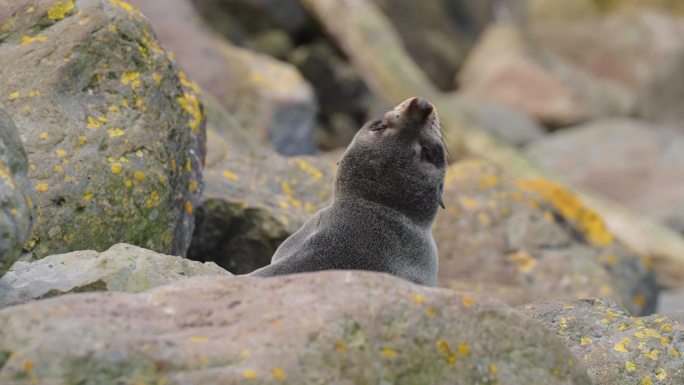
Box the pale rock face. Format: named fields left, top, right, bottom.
left=0, top=243, right=229, bottom=308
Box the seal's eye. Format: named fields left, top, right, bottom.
left=369, top=120, right=387, bottom=132
left=421, top=145, right=445, bottom=168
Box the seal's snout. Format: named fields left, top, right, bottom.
left=406, top=97, right=434, bottom=122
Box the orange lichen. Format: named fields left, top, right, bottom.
left=517, top=178, right=614, bottom=247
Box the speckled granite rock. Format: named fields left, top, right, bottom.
left=0, top=243, right=228, bottom=308
left=187, top=94, right=336, bottom=274
left=523, top=298, right=684, bottom=385
left=0, top=110, right=31, bottom=275
left=0, top=271, right=591, bottom=384
left=129, top=0, right=318, bottom=155
left=434, top=159, right=658, bottom=315
left=0, top=0, right=206, bottom=258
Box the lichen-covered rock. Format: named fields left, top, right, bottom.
left=0, top=243, right=228, bottom=308
left=129, top=0, right=318, bottom=155
left=459, top=23, right=633, bottom=127
left=523, top=298, right=684, bottom=385
left=525, top=118, right=684, bottom=233
left=0, top=0, right=206, bottom=259
left=434, top=159, right=658, bottom=315
left=0, top=271, right=592, bottom=384
left=187, top=94, right=336, bottom=274
left=0, top=110, right=31, bottom=275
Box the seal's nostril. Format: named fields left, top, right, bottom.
left=408, top=97, right=434, bottom=120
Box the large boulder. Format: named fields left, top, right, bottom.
left=528, top=11, right=684, bottom=127
left=0, top=243, right=228, bottom=308
left=525, top=118, right=684, bottom=233
left=187, top=94, right=336, bottom=274
left=524, top=298, right=684, bottom=385
left=0, top=111, right=31, bottom=275
left=0, top=0, right=206, bottom=259
left=528, top=0, right=684, bottom=20
left=0, top=271, right=592, bottom=384
left=434, top=159, right=658, bottom=315
left=458, top=23, right=633, bottom=127
left=129, top=0, right=318, bottom=155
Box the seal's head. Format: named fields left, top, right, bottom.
left=335, top=97, right=447, bottom=225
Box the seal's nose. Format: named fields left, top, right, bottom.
left=407, top=97, right=434, bottom=122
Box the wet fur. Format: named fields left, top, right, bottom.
left=250, top=98, right=446, bottom=286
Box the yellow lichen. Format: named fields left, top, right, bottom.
left=36, top=183, right=48, bottom=192
left=643, top=350, right=659, bottom=360
left=8, top=91, right=20, bottom=101
left=457, top=343, right=470, bottom=357
left=134, top=171, right=145, bottom=181
left=614, top=338, right=630, bottom=353
left=107, top=128, right=125, bottom=138
left=86, top=116, right=101, bottom=129
left=641, top=377, right=652, bottom=385
left=380, top=348, right=397, bottom=358
left=625, top=361, right=636, bottom=371
left=82, top=192, right=94, bottom=202
left=39, top=132, right=48, bottom=140
left=517, top=178, right=614, bottom=247
left=21, top=35, right=47, bottom=46
left=242, top=369, right=257, bottom=380
left=0, top=18, right=14, bottom=32
left=461, top=295, right=475, bottom=307
left=222, top=170, right=239, bottom=181
left=108, top=0, right=135, bottom=13
left=56, top=149, right=67, bottom=158
left=185, top=201, right=193, bottom=215
left=111, top=163, right=122, bottom=174
left=177, top=92, right=202, bottom=133
left=272, top=368, right=286, bottom=381
left=189, top=336, right=208, bottom=343
left=655, top=368, right=667, bottom=380
left=121, top=71, right=140, bottom=89
left=411, top=293, right=425, bottom=304
left=295, top=159, right=323, bottom=181
left=335, top=341, right=346, bottom=353
left=47, top=0, right=75, bottom=20
left=436, top=340, right=457, bottom=366
left=505, top=250, right=537, bottom=273
left=580, top=337, right=592, bottom=346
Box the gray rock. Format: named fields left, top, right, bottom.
left=187, top=94, right=336, bottom=274
left=0, top=271, right=592, bottom=384
left=129, top=0, right=318, bottom=155
left=523, top=298, right=684, bottom=385
left=0, top=0, right=206, bottom=258
left=0, top=243, right=228, bottom=308
left=0, top=110, right=31, bottom=275
left=525, top=118, right=684, bottom=233
left=434, top=159, right=659, bottom=315
left=439, top=94, right=546, bottom=146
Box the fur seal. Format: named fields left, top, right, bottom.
left=250, top=97, right=446, bottom=286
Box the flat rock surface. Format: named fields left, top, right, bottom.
left=0, top=110, right=31, bottom=275
left=0, top=243, right=228, bottom=308
left=0, top=271, right=591, bottom=384
left=524, top=298, right=684, bottom=385
left=434, top=159, right=658, bottom=315
left=0, top=0, right=206, bottom=258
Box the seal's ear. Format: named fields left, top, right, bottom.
left=438, top=182, right=445, bottom=209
